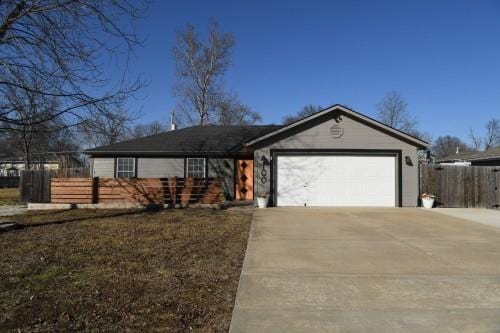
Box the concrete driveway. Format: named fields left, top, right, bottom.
left=230, top=208, right=500, bottom=332
left=0, top=205, right=27, bottom=217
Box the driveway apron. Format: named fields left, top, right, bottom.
left=230, top=207, right=500, bottom=332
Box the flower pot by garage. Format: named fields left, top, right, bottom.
left=257, top=196, right=268, bottom=208
left=422, top=198, right=435, bottom=209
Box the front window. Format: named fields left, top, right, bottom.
left=116, top=158, right=135, bottom=178
left=186, top=158, right=206, bottom=178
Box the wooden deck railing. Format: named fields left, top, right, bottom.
left=50, top=177, right=222, bottom=205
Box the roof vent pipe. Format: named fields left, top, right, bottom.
left=170, top=111, right=177, bottom=131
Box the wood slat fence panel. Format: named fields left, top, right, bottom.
left=20, top=170, right=55, bottom=203
left=20, top=168, right=91, bottom=203
left=50, top=177, right=223, bottom=206
left=420, top=165, right=500, bottom=209
left=98, top=178, right=164, bottom=204
left=51, top=178, right=94, bottom=203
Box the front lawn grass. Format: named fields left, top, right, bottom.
left=0, top=208, right=253, bottom=332
left=0, top=188, right=19, bottom=205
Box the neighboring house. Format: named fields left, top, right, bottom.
left=85, top=104, right=428, bottom=207
left=0, top=156, right=59, bottom=177
left=437, top=147, right=500, bottom=166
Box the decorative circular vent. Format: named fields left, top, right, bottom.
left=330, top=124, right=344, bottom=138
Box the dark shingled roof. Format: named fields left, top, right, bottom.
left=84, top=125, right=282, bottom=156
left=437, top=146, right=500, bottom=162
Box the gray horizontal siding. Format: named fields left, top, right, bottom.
left=137, top=158, right=184, bottom=178
left=254, top=113, right=421, bottom=207
left=92, top=158, right=114, bottom=178
left=262, top=114, right=418, bottom=150
left=208, top=158, right=234, bottom=200
left=92, top=157, right=185, bottom=178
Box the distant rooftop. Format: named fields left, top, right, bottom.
left=438, top=146, right=500, bottom=162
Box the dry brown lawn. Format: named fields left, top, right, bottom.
left=0, top=208, right=253, bottom=332
left=0, top=188, right=19, bottom=205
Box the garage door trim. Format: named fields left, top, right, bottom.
left=270, top=149, right=403, bottom=207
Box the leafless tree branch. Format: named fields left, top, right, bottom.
left=172, top=20, right=243, bottom=126
left=0, top=0, right=148, bottom=131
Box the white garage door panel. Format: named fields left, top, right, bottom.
left=277, top=155, right=396, bottom=207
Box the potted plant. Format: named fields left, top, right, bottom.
left=257, top=192, right=269, bottom=208
left=421, top=192, right=435, bottom=209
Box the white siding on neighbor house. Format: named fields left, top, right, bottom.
left=137, top=158, right=184, bottom=178
left=92, top=158, right=114, bottom=177
left=254, top=113, right=422, bottom=207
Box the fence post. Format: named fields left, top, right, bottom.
left=167, top=177, right=177, bottom=206
left=182, top=177, right=194, bottom=206
left=92, top=177, right=99, bottom=204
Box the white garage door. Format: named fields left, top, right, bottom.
left=277, top=155, right=396, bottom=207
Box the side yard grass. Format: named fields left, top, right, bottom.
left=0, top=188, right=19, bottom=205
left=0, top=208, right=253, bottom=332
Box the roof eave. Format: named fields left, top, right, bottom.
left=438, top=155, right=500, bottom=163
left=84, top=150, right=250, bottom=157
left=468, top=156, right=500, bottom=162
left=244, top=104, right=428, bottom=149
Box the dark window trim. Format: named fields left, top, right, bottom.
left=135, top=157, right=138, bottom=178
left=270, top=149, right=403, bottom=208
left=233, top=158, right=238, bottom=200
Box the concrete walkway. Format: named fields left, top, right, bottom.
left=230, top=208, right=500, bottom=332
left=431, top=208, right=500, bottom=229
left=0, top=205, right=27, bottom=217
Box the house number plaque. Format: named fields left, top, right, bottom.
left=260, top=166, right=267, bottom=184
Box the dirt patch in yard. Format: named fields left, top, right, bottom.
left=0, top=188, right=19, bottom=205
left=0, top=208, right=253, bottom=332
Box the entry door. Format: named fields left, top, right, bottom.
left=277, top=155, right=396, bottom=207
left=235, top=159, right=254, bottom=200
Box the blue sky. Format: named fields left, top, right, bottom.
left=128, top=0, right=500, bottom=143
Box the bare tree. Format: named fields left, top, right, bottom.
left=468, top=118, right=500, bottom=150
left=128, top=121, right=167, bottom=139
left=172, top=21, right=235, bottom=126
left=484, top=118, right=500, bottom=150
left=432, top=135, right=471, bottom=158
left=0, top=1, right=147, bottom=131
left=217, top=94, right=262, bottom=125
left=469, top=127, right=483, bottom=151
left=376, top=91, right=418, bottom=134
left=78, top=107, right=139, bottom=148
left=282, top=105, right=322, bottom=124
left=0, top=75, right=80, bottom=168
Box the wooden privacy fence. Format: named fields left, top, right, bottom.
left=20, top=170, right=55, bottom=203
left=420, top=165, right=500, bottom=209
left=51, top=177, right=223, bottom=206
left=20, top=168, right=91, bottom=203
